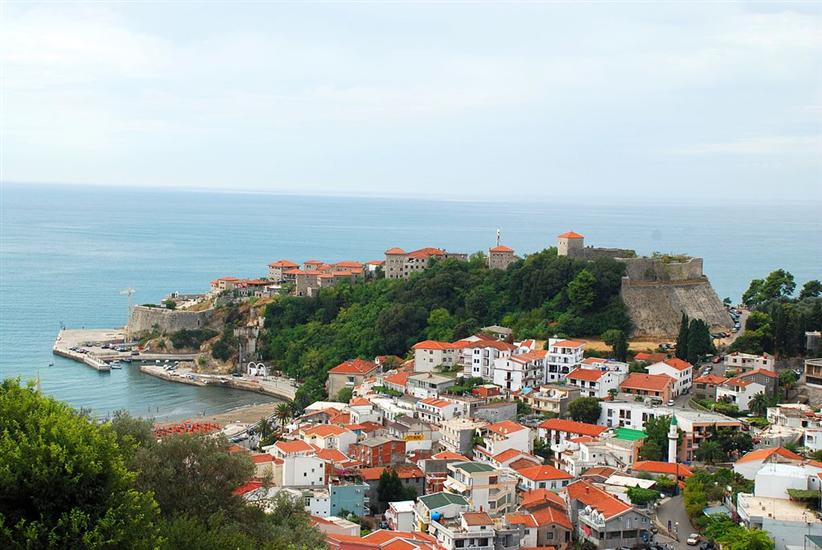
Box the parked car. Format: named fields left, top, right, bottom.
left=687, top=534, right=700, bottom=546
left=667, top=400, right=675, bottom=406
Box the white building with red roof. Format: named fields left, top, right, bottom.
left=475, top=420, right=531, bottom=459
left=717, top=374, right=768, bottom=412
left=647, top=358, right=694, bottom=396
left=383, top=246, right=468, bottom=280
left=416, top=396, right=461, bottom=424
left=514, top=464, right=573, bottom=491
left=724, top=351, right=775, bottom=373
left=493, top=349, right=548, bottom=391
left=300, top=424, right=358, bottom=454
left=546, top=338, right=585, bottom=382
left=537, top=418, right=608, bottom=454
left=563, top=480, right=652, bottom=549
left=266, top=439, right=326, bottom=487
left=412, top=340, right=461, bottom=373
left=566, top=367, right=624, bottom=399
left=267, top=259, right=299, bottom=282
left=461, top=340, right=516, bottom=381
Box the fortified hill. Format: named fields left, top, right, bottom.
left=557, top=231, right=731, bottom=339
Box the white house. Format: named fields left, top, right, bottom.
left=443, top=462, right=518, bottom=516
left=475, top=420, right=531, bottom=459
left=461, top=340, right=515, bottom=381
left=545, top=339, right=585, bottom=382
left=716, top=376, right=767, bottom=412
left=493, top=350, right=547, bottom=392
left=537, top=418, right=608, bottom=454
left=724, top=352, right=775, bottom=373
left=413, top=340, right=460, bottom=373
left=565, top=367, right=625, bottom=399
left=733, top=447, right=805, bottom=480
left=300, top=425, right=358, bottom=454
left=416, top=397, right=461, bottom=424
left=385, top=500, right=416, bottom=532
left=514, top=464, right=573, bottom=491
left=407, top=372, right=456, bottom=399
left=268, top=440, right=326, bottom=487
left=646, top=358, right=693, bottom=396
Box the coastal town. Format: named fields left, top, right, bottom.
left=41, top=231, right=822, bottom=550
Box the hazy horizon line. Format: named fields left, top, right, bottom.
left=2, top=179, right=821, bottom=209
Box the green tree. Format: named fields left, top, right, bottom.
left=695, top=439, right=724, bottom=464
left=686, top=318, right=714, bottom=364
left=800, top=280, right=822, bottom=300
left=377, top=470, right=416, bottom=506
left=719, top=527, right=774, bottom=550
left=601, top=328, right=629, bottom=362
left=779, top=370, right=797, bottom=392
left=135, top=433, right=254, bottom=520
left=0, top=379, right=160, bottom=549
left=425, top=307, right=458, bottom=342
left=567, top=269, right=596, bottom=312
left=626, top=487, right=661, bottom=505
left=568, top=397, right=601, bottom=424
left=676, top=313, right=689, bottom=360
left=335, top=386, right=354, bottom=403
left=638, top=439, right=663, bottom=461
left=108, top=409, right=157, bottom=468
left=275, top=402, right=292, bottom=428
left=533, top=437, right=553, bottom=461
left=748, top=393, right=769, bottom=416
left=743, top=270, right=796, bottom=307
left=642, top=415, right=676, bottom=462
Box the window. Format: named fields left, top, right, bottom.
left=547, top=532, right=554, bottom=540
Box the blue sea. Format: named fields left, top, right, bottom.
left=1, top=183, right=820, bottom=419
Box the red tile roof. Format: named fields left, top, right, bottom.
left=490, top=245, right=514, bottom=253
left=580, top=466, right=617, bottom=479
left=384, top=247, right=407, bottom=255
left=520, top=488, right=567, bottom=510
left=486, top=420, right=527, bottom=436
left=269, top=259, right=299, bottom=268
left=384, top=371, right=410, bottom=387
left=563, top=480, right=631, bottom=519
left=634, top=352, right=667, bottom=363
left=632, top=461, right=694, bottom=477
left=329, top=358, right=378, bottom=375
left=302, top=424, right=351, bottom=438
left=567, top=368, right=606, bottom=382
left=735, top=447, right=803, bottom=464
left=233, top=480, right=263, bottom=496
left=741, top=368, right=778, bottom=379
left=412, top=340, right=457, bottom=350
left=517, top=464, right=573, bottom=482
left=407, top=247, right=446, bottom=259
left=493, top=448, right=530, bottom=463
left=694, top=374, right=728, bottom=385
left=558, top=231, right=584, bottom=239
left=359, top=465, right=424, bottom=481
left=460, top=340, right=517, bottom=351
left=462, top=512, right=494, bottom=526
left=551, top=340, right=585, bottom=348
left=510, top=457, right=542, bottom=471
left=431, top=451, right=470, bottom=461
left=511, top=349, right=548, bottom=362
left=663, top=358, right=693, bottom=371
left=620, top=372, right=674, bottom=392
left=420, top=397, right=452, bottom=408
left=274, top=439, right=315, bottom=454
left=538, top=418, right=608, bottom=437
left=251, top=453, right=275, bottom=464
left=313, top=446, right=351, bottom=463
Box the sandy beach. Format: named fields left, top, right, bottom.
left=155, top=401, right=283, bottom=428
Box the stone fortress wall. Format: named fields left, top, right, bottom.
left=127, top=305, right=218, bottom=336
left=558, top=232, right=731, bottom=338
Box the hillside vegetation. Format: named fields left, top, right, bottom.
left=261, top=249, right=630, bottom=405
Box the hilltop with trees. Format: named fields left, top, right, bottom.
left=260, top=249, right=631, bottom=406
left=733, top=270, right=822, bottom=357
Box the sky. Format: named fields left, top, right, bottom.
left=2, top=1, right=821, bottom=202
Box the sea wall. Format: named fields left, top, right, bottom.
left=619, top=257, right=704, bottom=282
left=128, top=305, right=218, bottom=336
left=621, top=277, right=731, bottom=338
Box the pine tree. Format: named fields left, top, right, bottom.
left=676, top=312, right=689, bottom=360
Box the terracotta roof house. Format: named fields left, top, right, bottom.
left=515, top=465, right=574, bottom=491
left=619, top=372, right=674, bottom=402
left=563, top=480, right=652, bottom=549
left=733, top=446, right=805, bottom=479
left=631, top=460, right=694, bottom=479
left=507, top=507, right=573, bottom=549
left=327, top=359, right=378, bottom=399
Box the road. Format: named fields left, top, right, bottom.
left=656, top=495, right=696, bottom=550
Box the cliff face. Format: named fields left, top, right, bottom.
left=620, top=278, right=731, bottom=338
left=127, top=305, right=218, bottom=336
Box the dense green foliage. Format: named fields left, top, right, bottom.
left=211, top=327, right=238, bottom=361
left=568, top=397, right=602, bottom=424
left=675, top=314, right=715, bottom=364
left=0, top=380, right=161, bottom=549
left=734, top=271, right=822, bottom=357
left=377, top=470, right=417, bottom=506
left=170, top=328, right=219, bottom=350
left=684, top=469, right=753, bottom=529
left=601, top=328, right=628, bottom=361
left=703, top=514, right=774, bottom=550
left=0, top=379, right=323, bottom=549
left=263, top=251, right=630, bottom=395
left=626, top=487, right=661, bottom=505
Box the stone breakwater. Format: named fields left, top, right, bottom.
left=138, top=364, right=297, bottom=401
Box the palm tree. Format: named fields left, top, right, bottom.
left=695, top=439, right=724, bottom=465
left=748, top=393, right=769, bottom=417
left=275, top=402, right=292, bottom=428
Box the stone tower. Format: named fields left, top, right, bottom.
left=667, top=415, right=679, bottom=463
left=557, top=231, right=584, bottom=257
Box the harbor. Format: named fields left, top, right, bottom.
left=52, top=327, right=298, bottom=402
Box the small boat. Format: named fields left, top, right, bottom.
left=48, top=362, right=54, bottom=367
left=110, top=362, right=123, bottom=370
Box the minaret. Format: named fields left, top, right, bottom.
left=496, top=228, right=501, bottom=248
left=667, top=415, right=678, bottom=463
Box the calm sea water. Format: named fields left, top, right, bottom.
left=1, top=183, right=820, bottom=419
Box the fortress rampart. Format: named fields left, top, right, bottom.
left=127, top=305, right=218, bottom=336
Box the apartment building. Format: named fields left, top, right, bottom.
left=493, top=350, right=547, bottom=392
left=724, top=352, right=775, bottom=373
left=564, top=481, right=653, bottom=550
left=413, top=341, right=460, bottom=373
left=384, top=247, right=468, bottom=280
left=443, top=462, right=517, bottom=516
left=566, top=368, right=624, bottom=399
left=462, top=340, right=516, bottom=381
left=545, top=339, right=585, bottom=382
left=646, top=358, right=693, bottom=396
left=519, top=384, right=581, bottom=417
